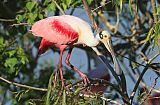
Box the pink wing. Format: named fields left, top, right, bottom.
left=38, top=38, right=54, bottom=55
left=31, top=17, right=79, bottom=45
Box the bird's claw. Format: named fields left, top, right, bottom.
left=80, top=73, right=90, bottom=87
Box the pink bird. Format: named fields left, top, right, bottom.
left=31, top=15, right=122, bottom=87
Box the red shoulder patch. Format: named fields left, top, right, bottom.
left=51, top=19, right=78, bottom=40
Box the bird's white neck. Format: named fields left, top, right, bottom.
left=87, top=37, right=99, bottom=47
left=77, top=32, right=99, bottom=47
left=67, top=17, right=100, bottom=47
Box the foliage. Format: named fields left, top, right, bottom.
left=0, top=0, right=160, bottom=105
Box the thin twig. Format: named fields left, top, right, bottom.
left=82, top=0, right=98, bottom=30
left=130, top=0, right=140, bottom=25
left=90, top=78, right=119, bottom=92
left=148, top=53, right=160, bottom=64
left=53, top=88, right=63, bottom=105
left=79, top=93, right=122, bottom=105
left=130, top=66, right=149, bottom=104
left=90, top=78, right=130, bottom=104
left=30, top=99, right=44, bottom=103
left=151, top=0, right=157, bottom=23
left=0, top=18, right=15, bottom=22
left=140, top=76, right=159, bottom=105
left=10, top=23, right=29, bottom=27
left=0, top=76, right=47, bottom=91
left=91, top=1, right=111, bottom=12
left=98, top=5, right=120, bottom=33
left=138, top=79, right=160, bottom=93
left=0, top=76, right=119, bottom=93
left=115, top=6, right=120, bottom=31
left=117, top=52, right=147, bottom=67
left=52, top=0, right=65, bottom=15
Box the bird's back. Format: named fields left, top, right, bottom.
left=31, top=15, right=93, bottom=45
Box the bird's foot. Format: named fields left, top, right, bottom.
left=80, top=73, right=90, bottom=87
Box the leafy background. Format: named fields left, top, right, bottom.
left=0, top=0, right=160, bottom=105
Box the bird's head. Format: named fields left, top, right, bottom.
left=96, top=30, right=111, bottom=44
left=96, top=31, right=113, bottom=55
left=93, top=30, right=122, bottom=75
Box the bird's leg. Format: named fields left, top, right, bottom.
left=53, top=67, right=59, bottom=87
left=57, top=47, right=66, bottom=88
left=65, top=47, right=90, bottom=86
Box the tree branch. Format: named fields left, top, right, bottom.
left=82, top=0, right=98, bottom=30
left=98, top=6, right=120, bottom=33
left=52, top=0, right=65, bottom=15
left=0, top=18, right=15, bottom=22
left=91, top=1, right=111, bottom=12
left=139, top=76, right=159, bottom=105
left=79, top=93, right=122, bottom=105
left=10, top=23, right=29, bottom=26
left=151, top=0, right=157, bottom=23
left=0, top=76, right=47, bottom=91
left=130, top=66, right=149, bottom=104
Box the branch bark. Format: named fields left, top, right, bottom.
left=82, top=0, right=98, bottom=30
left=0, top=76, right=47, bottom=91
left=79, top=93, right=122, bottom=105
left=151, top=0, right=157, bottom=23
left=130, top=66, right=149, bottom=104
left=98, top=6, right=119, bottom=33
left=53, top=0, right=65, bottom=15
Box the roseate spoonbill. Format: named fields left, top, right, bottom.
left=31, top=15, right=122, bottom=87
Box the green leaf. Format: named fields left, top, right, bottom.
left=5, top=58, right=18, bottom=68
left=157, top=5, right=160, bottom=15
left=120, top=0, right=123, bottom=11
left=20, top=55, right=29, bottom=65
left=87, top=0, right=93, bottom=5
left=39, top=14, right=43, bottom=19
left=62, top=90, right=66, bottom=105
left=47, top=2, right=56, bottom=12
left=129, top=0, right=132, bottom=15
left=152, top=34, right=158, bottom=49
left=71, top=0, right=81, bottom=8
left=155, top=21, right=160, bottom=35
left=17, top=47, right=24, bottom=55
left=66, top=0, right=72, bottom=7
left=26, top=2, right=35, bottom=12
left=157, top=34, right=160, bottom=50
left=7, top=50, right=16, bottom=57
left=27, top=13, right=38, bottom=24
left=0, top=37, right=4, bottom=51
left=16, top=15, right=23, bottom=23
left=45, top=73, right=54, bottom=105
left=152, top=22, right=160, bottom=49
left=62, top=3, right=67, bottom=10
left=43, top=0, right=49, bottom=5
left=16, top=47, right=29, bottom=64
left=0, top=37, right=4, bottom=45
left=145, top=27, right=154, bottom=43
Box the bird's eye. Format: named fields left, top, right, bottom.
left=99, top=31, right=103, bottom=39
